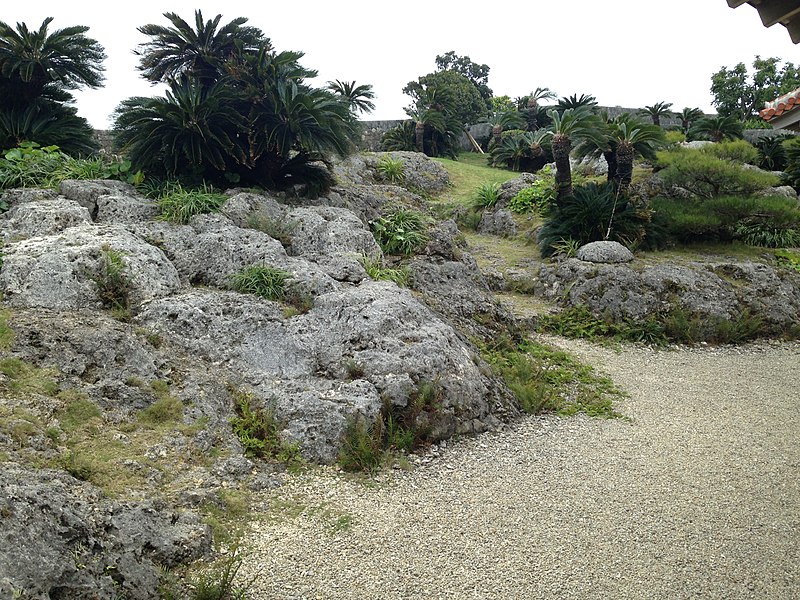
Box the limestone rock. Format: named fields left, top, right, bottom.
left=1, top=197, right=91, bottom=241
left=577, top=241, right=635, bottom=263
left=756, top=185, right=797, bottom=199
left=477, top=209, right=517, bottom=237
left=0, top=224, right=181, bottom=310
left=59, top=179, right=138, bottom=219
left=497, top=173, right=540, bottom=208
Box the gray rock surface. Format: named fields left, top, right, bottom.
left=59, top=179, right=138, bottom=219
left=576, top=241, right=635, bottom=263
left=336, top=152, right=450, bottom=195
left=0, top=224, right=181, bottom=310
left=477, top=209, right=517, bottom=237
left=757, top=185, right=798, bottom=199
left=96, top=193, right=159, bottom=223
left=0, top=464, right=209, bottom=600
left=497, top=173, right=540, bottom=208
left=1, top=197, right=91, bottom=241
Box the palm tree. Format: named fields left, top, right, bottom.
left=326, top=79, right=375, bottom=114
left=135, top=10, right=265, bottom=86
left=545, top=107, right=604, bottom=203
left=688, top=115, right=743, bottom=143
left=611, top=118, right=666, bottom=192
left=555, top=93, right=598, bottom=113
left=489, top=129, right=550, bottom=172
left=487, top=109, right=526, bottom=147
left=640, top=102, right=673, bottom=127
left=0, top=17, right=105, bottom=106
left=677, top=107, right=704, bottom=134
left=0, top=102, right=97, bottom=155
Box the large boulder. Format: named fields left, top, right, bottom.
left=1, top=197, right=91, bottom=242
left=59, top=179, right=139, bottom=220
left=0, top=225, right=181, bottom=310
left=576, top=241, right=635, bottom=263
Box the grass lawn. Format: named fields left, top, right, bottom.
left=432, top=152, right=518, bottom=205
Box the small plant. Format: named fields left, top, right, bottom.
left=229, top=388, right=303, bottom=466
left=157, top=183, right=227, bottom=224
left=376, top=156, right=405, bottom=183
left=0, top=309, right=13, bottom=350
left=734, top=222, right=800, bottom=248
left=60, top=450, right=99, bottom=482
left=775, top=249, right=800, bottom=272
left=246, top=214, right=295, bottom=247
left=701, top=139, right=759, bottom=164
left=508, top=166, right=556, bottom=214
left=139, top=396, right=184, bottom=425
left=0, top=358, right=58, bottom=396
left=550, top=238, right=580, bottom=258
left=359, top=255, right=409, bottom=286
left=91, top=245, right=131, bottom=313
left=58, top=395, right=102, bottom=431
left=231, top=266, right=290, bottom=301
left=371, top=207, right=429, bottom=256
left=473, top=182, right=501, bottom=209
left=188, top=546, right=252, bottom=600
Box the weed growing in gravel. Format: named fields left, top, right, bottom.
left=480, top=336, right=624, bottom=418
left=337, top=380, right=443, bottom=473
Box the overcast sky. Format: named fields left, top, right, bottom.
left=3, top=1, right=799, bottom=128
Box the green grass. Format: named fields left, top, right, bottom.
left=432, top=152, right=518, bottom=205
left=231, top=266, right=290, bottom=301
left=0, top=309, right=14, bottom=350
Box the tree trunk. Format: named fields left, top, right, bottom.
left=616, top=141, right=635, bottom=192
left=603, top=149, right=618, bottom=184
left=415, top=121, right=425, bottom=154
left=492, top=124, right=502, bottom=147
left=652, top=115, right=661, bottom=127
left=552, top=134, right=573, bottom=203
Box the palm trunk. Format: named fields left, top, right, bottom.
left=616, top=141, right=634, bottom=192
left=552, top=134, right=573, bottom=203
left=492, top=124, right=502, bottom=147
left=415, top=121, right=425, bottom=154
left=652, top=115, right=660, bottom=127
left=603, top=149, right=618, bottom=184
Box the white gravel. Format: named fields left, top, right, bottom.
left=239, top=339, right=800, bottom=599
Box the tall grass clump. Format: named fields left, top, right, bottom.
left=157, top=183, right=227, bottom=224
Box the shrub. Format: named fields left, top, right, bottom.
left=537, top=183, right=654, bottom=256
left=371, top=207, right=429, bottom=256
left=380, top=121, right=415, bottom=152
left=376, top=156, right=405, bottom=183
left=157, top=183, right=227, bottom=223
left=664, top=130, right=686, bottom=145
left=230, top=266, right=290, bottom=301
left=782, top=137, right=800, bottom=191
left=652, top=195, right=800, bottom=245
left=473, top=182, right=500, bottom=209
left=775, top=249, right=800, bottom=272
left=754, top=135, right=790, bottom=171
left=656, top=148, right=779, bottom=198
left=139, top=396, right=184, bottom=425
left=508, top=167, right=556, bottom=214
left=701, top=139, right=759, bottom=164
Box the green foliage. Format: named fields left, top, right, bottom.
left=537, top=183, right=653, bottom=256
left=229, top=389, right=302, bottom=465
left=481, top=338, right=622, bottom=418
left=754, top=134, right=790, bottom=170
left=473, top=182, right=500, bottom=208
left=338, top=381, right=442, bottom=473
left=652, top=195, right=800, bottom=245
left=187, top=547, right=250, bottom=600
left=639, top=101, right=673, bottom=126
left=656, top=148, right=779, bottom=198
left=157, top=182, right=227, bottom=223
left=380, top=121, right=416, bottom=152
left=741, top=117, right=771, bottom=130
left=371, top=208, right=429, bottom=256
left=782, top=137, right=800, bottom=190
left=701, top=139, right=758, bottom=164
left=359, top=255, right=409, bottom=286
left=91, top=245, right=131, bottom=313
left=687, top=115, right=743, bottom=142
left=775, top=249, right=800, bottom=272
left=231, top=266, right=289, bottom=301
left=734, top=222, right=800, bottom=248
left=711, top=56, right=800, bottom=120
left=327, top=79, right=375, bottom=114
left=114, top=10, right=359, bottom=194
left=59, top=397, right=101, bottom=431
left=139, top=396, right=184, bottom=425
left=489, top=129, right=551, bottom=172
left=508, top=167, right=556, bottom=214
left=664, top=130, right=686, bottom=145
left=0, top=309, right=13, bottom=350
left=434, top=51, right=493, bottom=106
left=0, top=357, right=58, bottom=396
left=376, top=156, right=405, bottom=183
left=0, top=17, right=104, bottom=155
left=404, top=69, right=486, bottom=127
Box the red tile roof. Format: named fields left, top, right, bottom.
left=760, top=88, right=800, bottom=121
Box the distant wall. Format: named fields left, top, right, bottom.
left=358, top=120, right=405, bottom=151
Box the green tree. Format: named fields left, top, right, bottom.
left=0, top=17, right=104, bottom=153
left=710, top=56, right=800, bottom=120
left=487, top=109, right=526, bottom=147
left=326, top=79, right=375, bottom=114
left=115, top=10, right=359, bottom=194
left=688, top=115, right=743, bottom=143
left=639, top=102, right=673, bottom=127
left=435, top=51, right=492, bottom=107
left=677, top=107, right=704, bottom=134
left=403, top=70, right=486, bottom=126
left=545, top=107, right=603, bottom=203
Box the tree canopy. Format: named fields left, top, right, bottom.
left=711, top=56, right=800, bottom=120
left=435, top=51, right=492, bottom=106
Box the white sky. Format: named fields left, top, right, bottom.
left=3, top=1, right=799, bottom=128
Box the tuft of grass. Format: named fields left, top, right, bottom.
left=0, top=358, right=58, bottom=396
left=359, top=255, right=409, bottom=286
left=58, top=394, right=102, bottom=431
left=246, top=214, right=295, bottom=248
left=775, top=249, right=800, bottom=273
left=376, top=156, right=405, bottom=183
left=473, top=182, right=501, bottom=209
left=139, top=396, right=184, bottom=425
left=231, top=266, right=289, bottom=301
left=0, top=309, right=14, bottom=350
left=91, top=244, right=131, bottom=316
left=157, top=183, right=227, bottom=224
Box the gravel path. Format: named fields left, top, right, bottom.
left=240, top=339, right=800, bottom=599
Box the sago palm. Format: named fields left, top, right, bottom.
left=327, top=79, right=375, bottom=114
left=487, top=109, right=526, bottom=147
left=677, top=107, right=704, bottom=134
left=640, top=101, right=673, bottom=127
left=688, top=115, right=743, bottom=143
left=0, top=17, right=105, bottom=106
left=489, top=129, right=550, bottom=172
left=611, top=118, right=666, bottom=192
left=136, top=10, right=265, bottom=86
left=545, top=107, right=604, bottom=203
